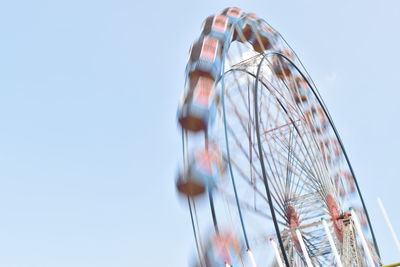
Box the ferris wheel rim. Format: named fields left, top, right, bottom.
left=178, top=8, right=380, bottom=266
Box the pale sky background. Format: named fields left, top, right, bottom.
left=0, top=0, right=399, bottom=266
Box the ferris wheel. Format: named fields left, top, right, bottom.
left=176, top=7, right=381, bottom=267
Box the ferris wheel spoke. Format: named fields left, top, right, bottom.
left=268, top=126, right=320, bottom=181
left=260, top=140, right=320, bottom=206
left=227, top=157, right=268, bottom=202
left=295, top=129, right=333, bottom=193
left=225, top=123, right=262, bottom=172
left=285, top=124, right=305, bottom=199
left=287, top=135, right=320, bottom=202
left=256, top=105, right=292, bottom=206
left=262, top=125, right=332, bottom=230
left=261, top=75, right=304, bottom=122
left=228, top=154, right=295, bottom=224
left=260, top=123, right=320, bottom=197
left=283, top=128, right=327, bottom=190
left=257, top=91, right=324, bottom=190
left=263, top=149, right=321, bottom=201
left=225, top=109, right=292, bottom=211
left=253, top=125, right=289, bottom=213
left=218, top=188, right=287, bottom=226
left=224, top=165, right=287, bottom=224
left=225, top=116, right=307, bottom=209
left=225, top=87, right=258, bottom=145
left=270, top=146, right=323, bottom=203
left=291, top=109, right=337, bottom=193
left=266, top=134, right=318, bottom=183
left=263, top=78, right=331, bottom=189
left=284, top=122, right=330, bottom=197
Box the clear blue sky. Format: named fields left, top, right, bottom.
left=0, top=0, right=399, bottom=266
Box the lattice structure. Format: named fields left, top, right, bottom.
left=342, top=218, right=363, bottom=267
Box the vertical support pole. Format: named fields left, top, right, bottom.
left=295, top=229, right=313, bottom=267
left=187, top=197, right=204, bottom=267
left=246, top=249, right=257, bottom=267
left=208, top=190, right=219, bottom=235
left=270, top=238, right=284, bottom=267
left=350, top=208, right=375, bottom=267
left=377, top=197, right=400, bottom=253
left=321, top=218, right=344, bottom=267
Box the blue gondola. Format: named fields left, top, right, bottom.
left=176, top=145, right=224, bottom=197
left=205, top=233, right=242, bottom=266
left=178, top=76, right=217, bottom=132
left=221, top=7, right=245, bottom=41
left=192, top=232, right=243, bottom=267
left=221, top=7, right=244, bottom=23
left=186, top=36, right=223, bottom=82
left=201, top=15, right=232, bottom=44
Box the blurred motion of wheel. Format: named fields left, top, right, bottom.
left=176, top=7, right=381, bottom=267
